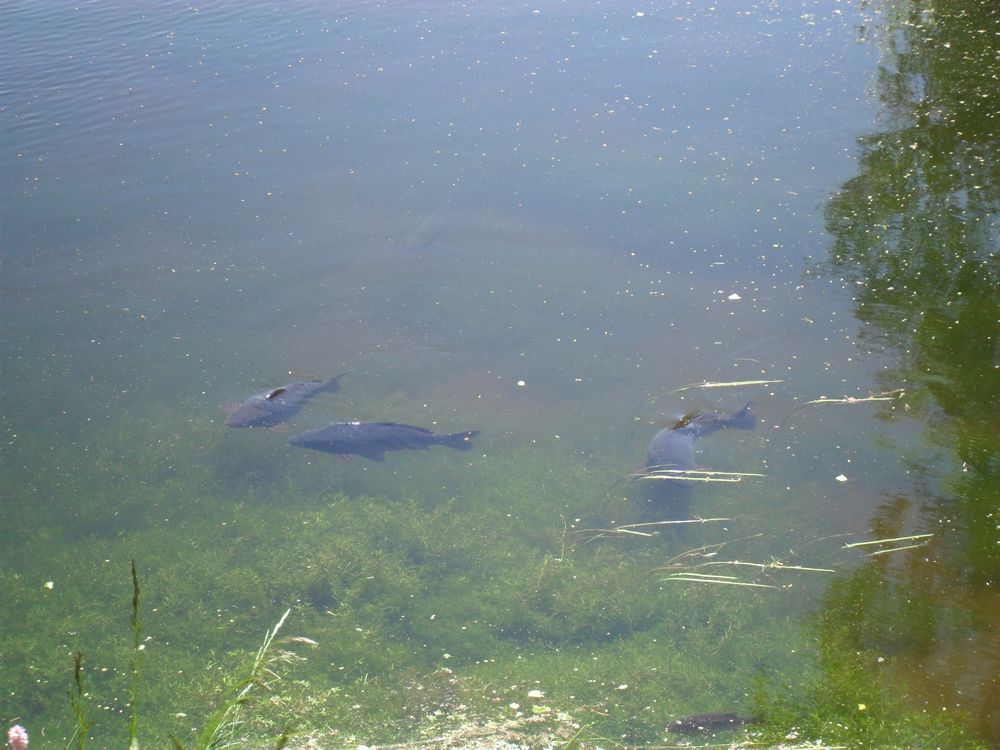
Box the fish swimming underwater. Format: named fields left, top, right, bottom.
left=222, top=373, right=348, bottom=429
left=642, top=401, right=757, bottom=518
left=667, top=713, right=757, bottom=734
left=289, top=421, right=479, bottom=462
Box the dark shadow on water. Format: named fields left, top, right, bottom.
left=637, top=481, right=695, bottom=523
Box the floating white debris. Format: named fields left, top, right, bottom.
left=835, top=474, right=848, bottom=482
left=727, top=292, right=741, bottom=300
left=516, top=380, right=526, bottom=387
left=44, top=581, right=54, bottom=590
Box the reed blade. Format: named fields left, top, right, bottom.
left=843, top=533, right=933, bottom=549
left=669, top=379, right=785, bottom=394
left=129, top=560, right=142, bottom=749
left=662, top=576, right=778, bottom=589
left=867, top=542, right=930, bottom=556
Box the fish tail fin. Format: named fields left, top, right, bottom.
left=322, top=370, right=353, bottom=393
left=442, top=430, right=479, bottom=451
left=729, top=400, right=757, bottom=430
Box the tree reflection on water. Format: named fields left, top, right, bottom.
left=817, top=0, right=999, bottom=741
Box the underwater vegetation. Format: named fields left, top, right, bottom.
left=2, top=0, right=997, bottom=746
left=0, top=392, right=989, bottom=749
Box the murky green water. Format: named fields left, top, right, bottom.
left=2, top=1, right=997, bottom=747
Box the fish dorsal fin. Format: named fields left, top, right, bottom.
left=670, top=411, right=700, bottom=430
left=265, top=387, right=287, bottom=400
left=374, top=422, right=433, bottom=434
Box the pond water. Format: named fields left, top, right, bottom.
left=2, top=1, right=997, bottom=747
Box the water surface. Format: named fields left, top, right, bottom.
left=2, top=1, right=997, bottom=746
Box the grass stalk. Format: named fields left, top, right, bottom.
left=843, top=533, right=933, bottom=548
left=662, top=576, right=778, bottom=589
left=640, top=474, right=743, bottom=484
left=630, top=379, right=783, bottom=431
left=637, top=467, right=765, bottom=484
left=66, top=651, right=93, bottom=750
left=776, top=388, right=907, bottom=430
left=668, top=378, right=785, bottom=394
left=129, top=560, right=142, bottom=750
left=658, top=535, right=764, bottom=568
left=615, top=518, right=734, bottom=529
left=866, top=542, right=930, bottom=556
left=800, top=389, right=905, bottom=407
left=695, top=560, right=836, bottom=574
left=190, top=608, right=292, bottom=750
left=608, top=527, right=656, bottom=537
left=656, top=556, right=835, bottom=590
left=643, top=468, right=767, bottom=477
left=579, top=518, right=734, bottom=542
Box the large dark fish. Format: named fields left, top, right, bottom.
left=222, top=373, right=348, bottom=429
left=642, top=401, right=757, bottom=518
left=667, top=713, right=757, bottom=734
left=289, top=421, right=479, bottom=462
left=646, top=400, right=757, bottom=470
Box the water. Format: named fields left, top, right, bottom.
left=2, top=1, right=997, bottom=747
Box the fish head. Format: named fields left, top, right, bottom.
left=647, top=427, right=697, bottom=470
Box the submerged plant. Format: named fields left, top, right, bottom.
left=182, top=608, right=293, bottom=750
left=67, top=652, right=92, bottom=750
left=60, top=564, right=300, bottom=750
left=748, top=567, right=986, bottom=749
left=128, top=561, right=142, bottom=750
